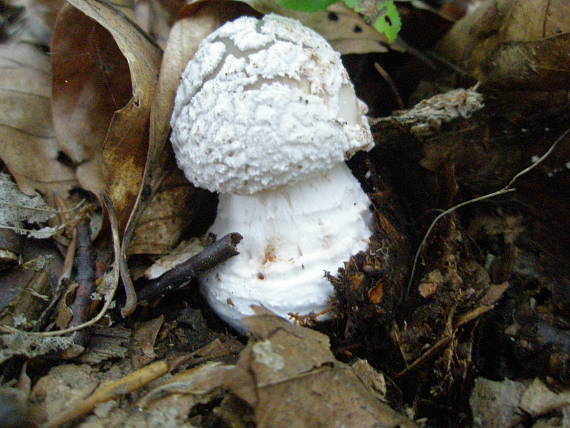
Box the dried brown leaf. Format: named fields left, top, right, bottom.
left=436, top=0, right=570, bottom=89
left=129, top=168, right=197, bottom=255
left=0, top=42, right=77, bottom=197
left=479, top=34, right=570, bottom=88
left=43, top=359, right=170, bottom=428
left=351, top=358, right=388, bottom=399
left=462, top=376, right=570, bottom=426
left=138, top=361, right=231, bottom=408
left=224, top=308, right=417, bottom=428
left=131, top=315, right=164, bottom=368
left=78, top=326, right=130, bottom=364
left=29, top=364, right=99, bottom=426
left=51, top=0, right=161, bottom=232
left=51, top=5, right=129, bottom=197
left=255, top=366, right=412, bottom=428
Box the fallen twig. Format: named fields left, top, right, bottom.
left=374, top=62, right=404, bottom=109
left=68, top=220, right=95, bottom=329
left=0, top=193, right=121, bottom=337
left=396, top=283, right=510, bottom=379
left=137, top=233, right=243, bottom=302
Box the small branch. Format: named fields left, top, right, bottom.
left=69, top=220, right=95, bottom=329
left=137, top=233, right=243, bottom=302
left=395, top=301, right=499, bottom=379
left=374, top=62, right=404, bottom=109
left=0, top=193, right=121, bottom=337
left=406, top=128, right=570, bottom=297
left=44, top=359, right=170, bottom=428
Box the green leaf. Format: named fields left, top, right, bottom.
left=277, top=0, right=338, bottom=12
left=343, top=0, right=360, bottom=10
left=373, top=0, right=401, bottom=42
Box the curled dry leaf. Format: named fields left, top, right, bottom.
left=436, top=0, right=570, bottom=89
left=134, top=0, right=186, bottom=49
left=118, top=1, right=234, bottom=313
left=51, top=4, right=129, bottom=197
left=51, top=0, right=161, bottom=232
left=0, top=41, right=77, bottom=197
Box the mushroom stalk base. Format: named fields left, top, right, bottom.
left=200, top=162, right=373, bottom=334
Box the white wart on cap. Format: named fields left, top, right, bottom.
left=170, top=14, right=375, bottom=333
left=170, top=14, right=374, bottom=195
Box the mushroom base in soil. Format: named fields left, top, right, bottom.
left=202, top=162, right=372, bottom=333
left=170, top=14, right=376, bottom=334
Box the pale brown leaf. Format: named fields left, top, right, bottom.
left=0, top=42, right=77, bottom=197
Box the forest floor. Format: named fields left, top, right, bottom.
left=0, top=0, right=569, bottom=427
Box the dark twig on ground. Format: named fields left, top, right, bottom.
left=137, top=233, right=243, bottom=303
left=69, top=220, right=96, bottom=329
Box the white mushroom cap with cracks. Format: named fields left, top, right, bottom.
left=170, top=14, right=374, bottom=195
left=170, top=14, right=375, bottom=334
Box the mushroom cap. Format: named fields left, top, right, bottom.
left=170, top=14, right=374, bottom=195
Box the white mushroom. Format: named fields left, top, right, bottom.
left=170, top=14, right=374, bottom=334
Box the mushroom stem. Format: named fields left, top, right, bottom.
left=200, top=162, right=372, bottom=333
